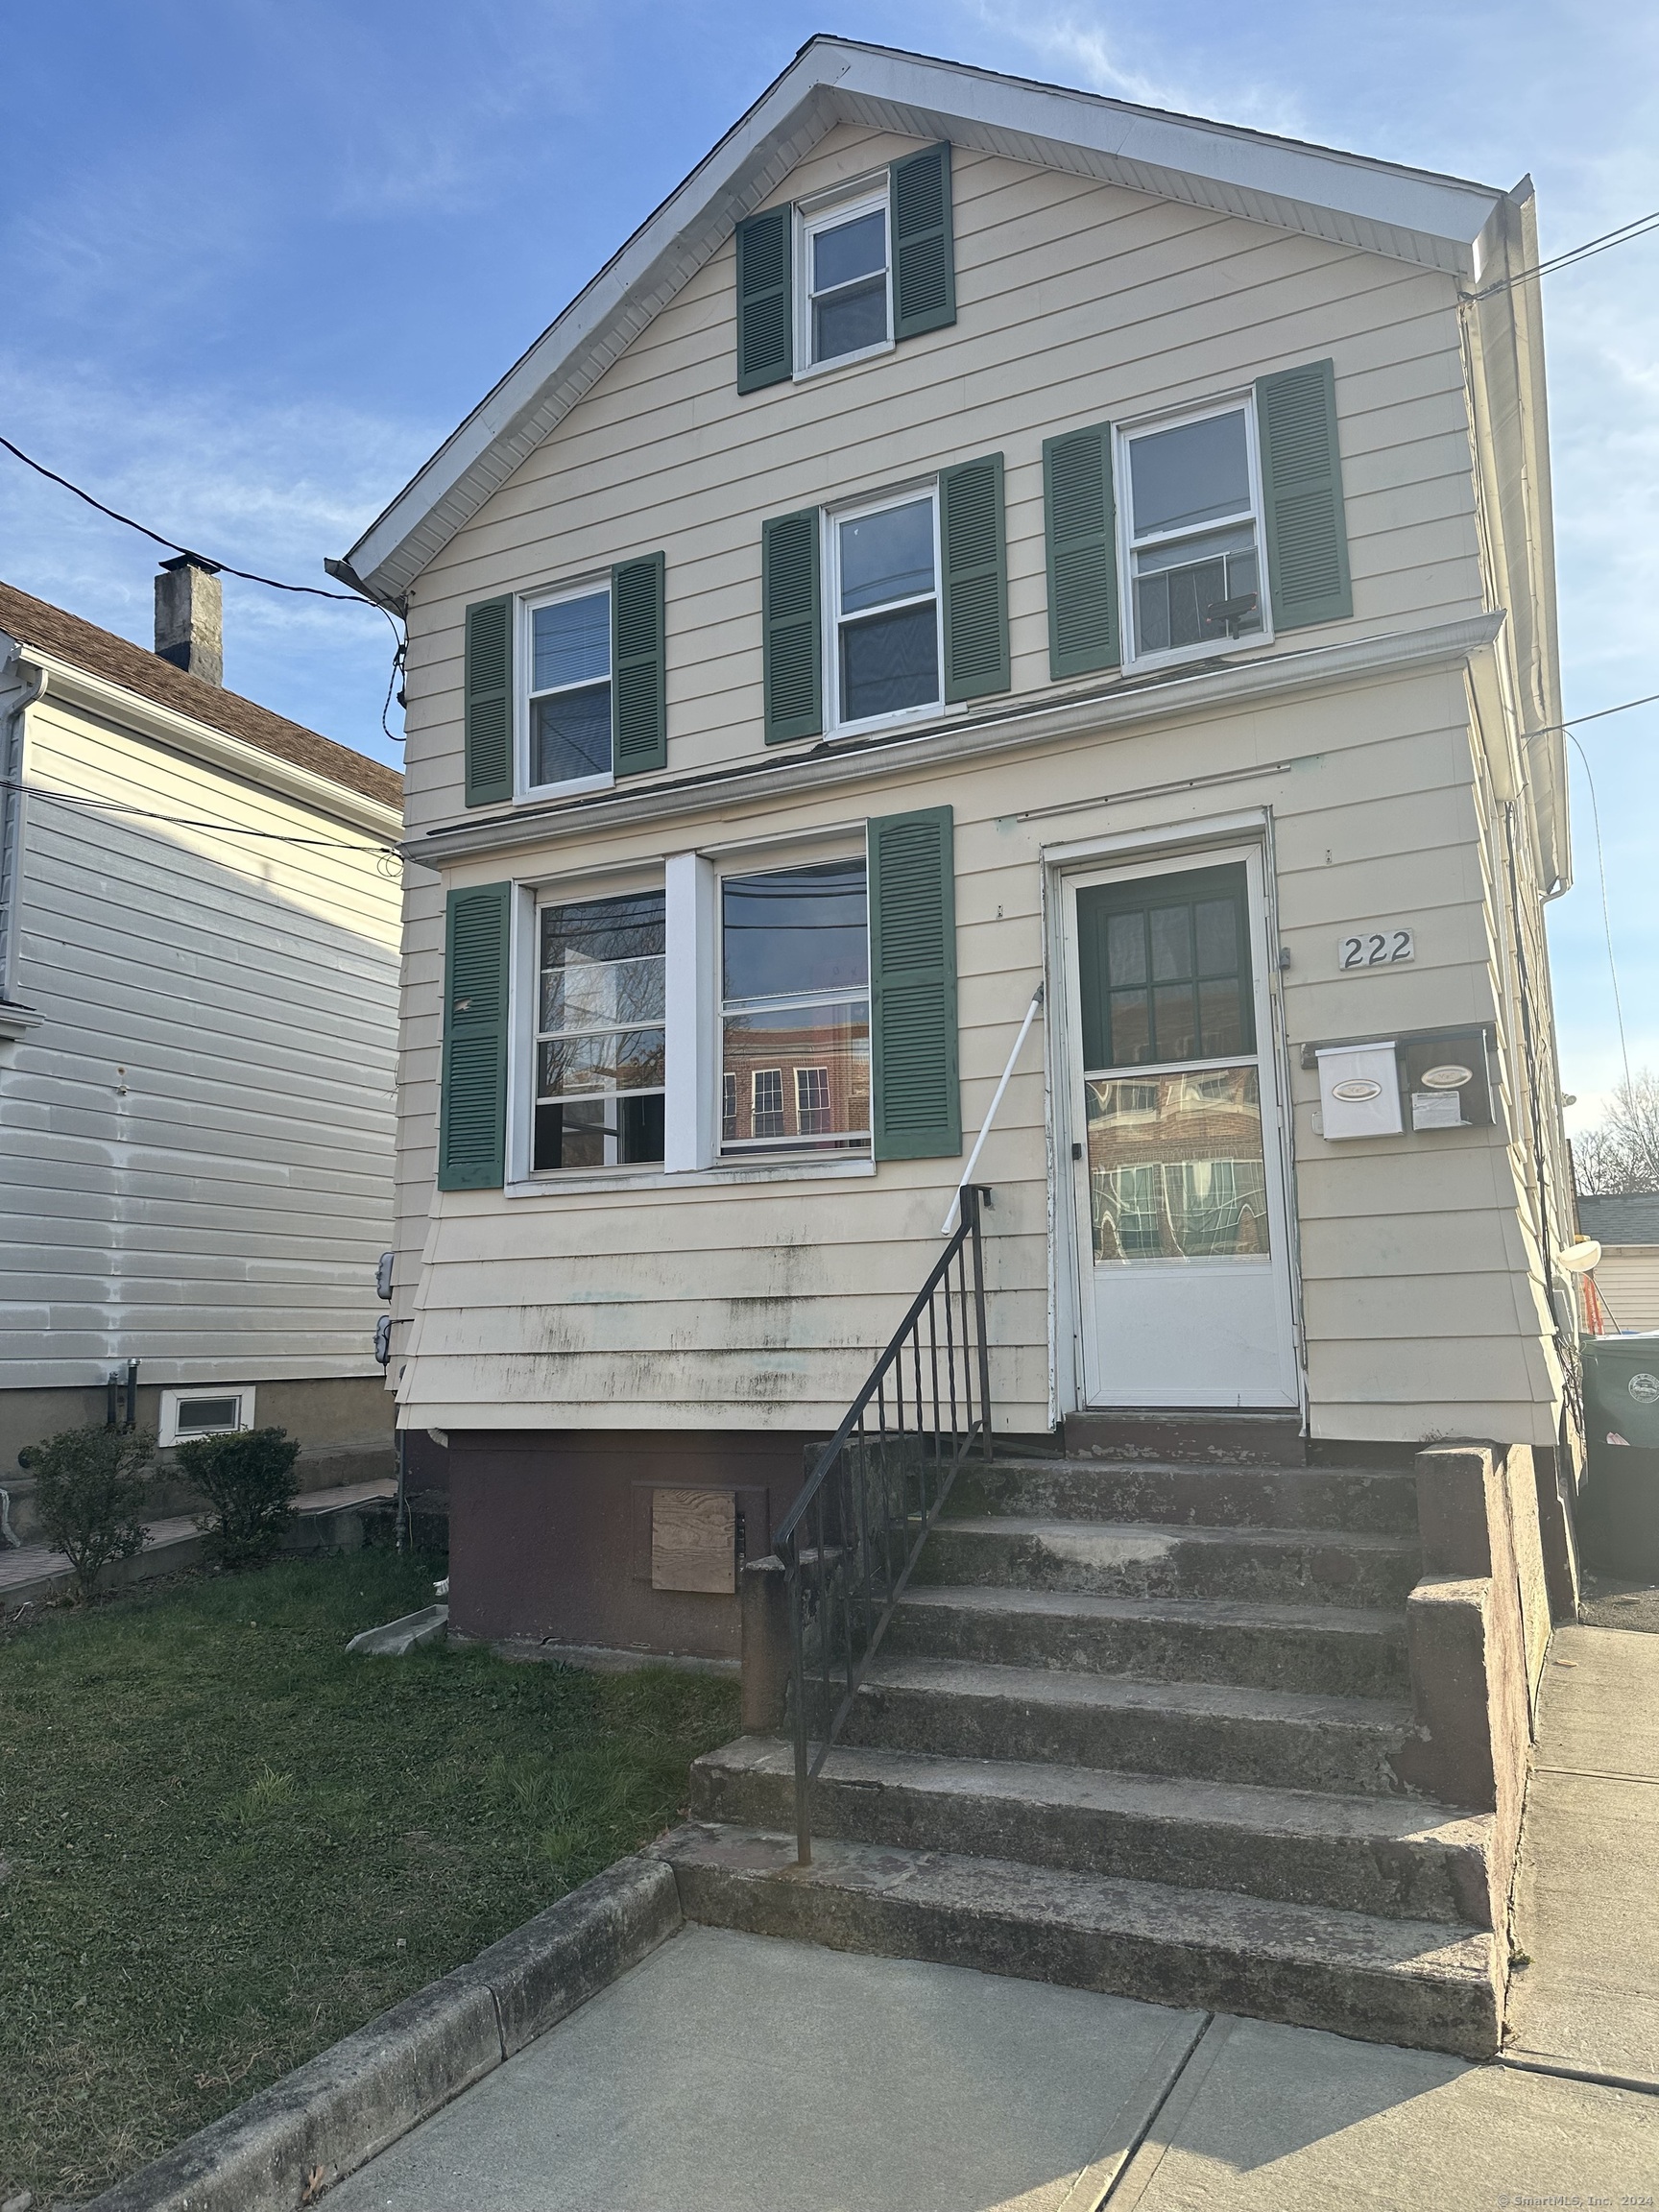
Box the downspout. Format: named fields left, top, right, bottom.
left=0, top=653, right=47, bottom=1004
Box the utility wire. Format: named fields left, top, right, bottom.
left=1566, top=732, right=1633, bottom=1097
left=3, top=774, right=399, bottom=859
left=0, top=433, right=366, bottom=601
left=1466, top=207, right=1659, bottom=302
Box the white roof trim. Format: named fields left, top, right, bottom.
left=345, top=38, right=1505, bottom=606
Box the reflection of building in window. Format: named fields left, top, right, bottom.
left=752, top=1068, right=785, bottom=1139
left=720, top=857, right=871, bottom=1154
left=534, top=890, right=665, bottom=1171
left=1086, top=1068, right=1269, bottom=1261
left=795, top=1064, right=831, bottom=1134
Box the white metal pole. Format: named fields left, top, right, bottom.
left=942, top=982, right=1045, bottom=1237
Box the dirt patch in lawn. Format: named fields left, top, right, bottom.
left=0, top=1551, right=736, bottom=2205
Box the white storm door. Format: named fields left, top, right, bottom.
left=1063, top=848, right=1298, bottom=1409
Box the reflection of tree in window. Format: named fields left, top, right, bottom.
left=1085, top=1069, right=1269, bottom=1262
left=534, top=891, right=664, bottom=1171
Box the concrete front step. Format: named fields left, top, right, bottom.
left=885, top=1585, right=1412, bottom=1699
left=1061, top=1411, right=1308, bottom=1465
left=690, top=1736, right=1494, bottom=1926
left=954, top=1458, right=1419, bottom=1535
left=655, top=1822, right=1503, bottom=2058
left=915, top=1517, right=1422, bottom=1610
left=838, top=1655, right=1415, bottom=1796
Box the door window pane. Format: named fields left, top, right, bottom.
left=1079, top=866, right=1255, bottom=1071
left=1086, top=1068, right=1270, bottom=1262
left=534, top=891, right=665, bottom=1171
left=720, top=859, right=871, bottom=1153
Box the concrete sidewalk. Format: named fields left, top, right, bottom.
left=325, top=1625, right=1659, bottom=2212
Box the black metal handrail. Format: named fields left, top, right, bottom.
left=773, top=1184, right=993, bottom=1865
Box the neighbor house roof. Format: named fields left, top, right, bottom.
left=0, top=578, right=402, bottom=812
left=1577, top=1194, right=1659, bottom=1247
left=339, top=36, right=1511, bottom=610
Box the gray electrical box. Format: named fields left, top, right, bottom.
left=1399, top=1030, right=1494, bottom=1132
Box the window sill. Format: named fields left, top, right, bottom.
left=517, top=770, right=614, bottom=805
left=1121, top=630, right=1276, bottom=680
left=502, top=1155, right=876, bottom=1200
left=793, top=340, right=896, bottom=383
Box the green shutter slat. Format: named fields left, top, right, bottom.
left=890, top=142, right=956, bottom=340
left=438, top=882, right=511, bottom=1191
left=1257, top=358, right=1353, bottom=631
left=940, top=453, right=1010, bottom=703
left=736, top=206, right=793, bottom=395
left=1043, top=422, right=1120, bottom=679
left=463, top=596, right=514, bottom=805
left=612, top=552, right=666, bottom=776
left=869, top=805, right=960, bottom=1161
left=762, top=509, right=822, bottom=743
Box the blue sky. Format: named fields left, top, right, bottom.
left=2, top=1, right=1653, bottom=1119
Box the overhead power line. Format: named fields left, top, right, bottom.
left=0, top=433, right=365, bottom=601
left=1467, top=207, right=1659, bottom=302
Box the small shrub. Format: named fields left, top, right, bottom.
left=178, top=1426, right=301, bottom=1569
left=21, top=1425, right=156, bottom=1599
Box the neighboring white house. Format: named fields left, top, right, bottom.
left=0, top=567, right=403, bottom=1503
left=1577, top=1194, right=1659, bottom=1334
left=337, top=38, right=1578, bottom=1659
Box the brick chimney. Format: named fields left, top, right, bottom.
left=154, top=555, right=223, bottom=685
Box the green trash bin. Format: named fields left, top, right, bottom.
left=1580, top=1333, right=1659, bottom=1578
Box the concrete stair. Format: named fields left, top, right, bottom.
left=660, top=1426, right=1504, bottom=2056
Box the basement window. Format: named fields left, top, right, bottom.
left=159, top=1385, right=254, bottom=1447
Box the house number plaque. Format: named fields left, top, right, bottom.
left=1337, top=928, right=1414, bottom=972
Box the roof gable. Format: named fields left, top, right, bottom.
left=341, top=37, right=1508, bottom=609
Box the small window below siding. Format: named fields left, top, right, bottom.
left=1119, top=404, right=1269, bottom=669
left=159, top=1385, right=253, bottom=1447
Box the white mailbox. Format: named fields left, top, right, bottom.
left=1316, top=1042, right=1403, bottom=1141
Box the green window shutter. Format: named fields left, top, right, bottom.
left=1043, top=422, right=1120, bottom=679
left=735, top=206, right=793, bottom=395
left=1256, top=358, right=1353, bottom=631
left=438, top=882, right=511, bottom=1191
left=890, top=141, right=956, bottom=340
left=869, top=805, right=960, bottom=1161
left=463, top=596, right=514, bottom=805
left=940, top=453, right=1010, bottom=703
left=761, top=509, right=822, bottom=743
left=611, top=552, right=666, bottom=776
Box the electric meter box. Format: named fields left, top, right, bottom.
left=1315, top=1043, right=1403, bottom=1141
left=1400, top=1030, right=1494, bottom=1131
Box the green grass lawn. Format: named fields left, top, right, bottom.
left=0, top=1551, right=737, bottom=2205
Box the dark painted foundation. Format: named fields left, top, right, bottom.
left=447, top=1430, right=808, bottom=1660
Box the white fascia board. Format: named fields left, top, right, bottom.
left=345, top=39, right=1503, bottom=607
left=9, top=642, right=403, bottom=840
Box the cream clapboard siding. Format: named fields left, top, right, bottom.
left=400, top=130, right=1482, bottom=830
left=397, top=661, right=1556, bottom=1443
left=388, top=124, right=1565, bottom=1447
left=1594, top=1256, right=1659, bottom=1334
left=1, top=691, right=400, bottom=1387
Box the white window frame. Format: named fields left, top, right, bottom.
left=1115, top=395, right=1274, bottom=676
left=159, top=1385, right=254, bottom=1448
left=824, top=482, right=945, bottom=738
left=517, top=578, right=615, bottom=802
left=793, top=177, right=894, bottom=380
left=502, top=830, right=877, bottom=1196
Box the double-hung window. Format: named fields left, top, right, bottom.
left=533, top=890, right=664, bottom=1170
left=831, top=492, right=941, bottom=730
left=799, top=190, right=890, bottom=371
left=526, top=584, right=613, bottom=792
left=1118, top=403, right=1267, bottom=668
left=718, top=857, right=871, bottom=1155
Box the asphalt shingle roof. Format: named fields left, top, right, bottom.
left=1577, top=1193, right=1659, bottom=1247
left=0, top=578, right=402, bottom=814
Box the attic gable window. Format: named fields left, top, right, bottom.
left=800, top=191, right=891, bottom=371
left=1118, top=402, right=1269, bottom=670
